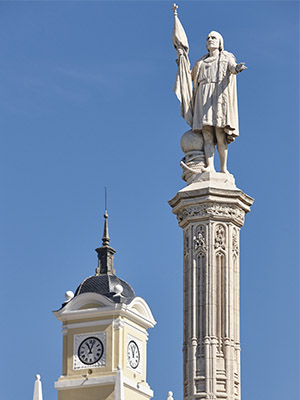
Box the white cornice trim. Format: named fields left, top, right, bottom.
left=125, top=297, right=156, bottom=328
left=54, top=375, right=115, bottom=390
left=118, top=309, right=155, bottom=330
left=53, top=293, right=116, bottom=321
left=53, top=294, right=156, bottom=330
left=66, top=292, right=114, bottom=310
left=123, top=319, right=148, bottom=338
left=63, top=318, right=113, bottom=331
left=54, top=307, right=116, bottom=322
left=54, top=374, right=154, bottom=398
left=123, top=376, right=153, bottom=398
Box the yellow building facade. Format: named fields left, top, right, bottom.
left=54, top=210, right=156, bottom=400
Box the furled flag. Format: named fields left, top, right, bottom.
left=172, top=5, right=193, bottom=127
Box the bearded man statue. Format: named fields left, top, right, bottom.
left=172, top=7, right=246, bottom=174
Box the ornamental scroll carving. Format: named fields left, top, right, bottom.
left=194, top=224, right=206, bottom=252
left=214, top=224, right=226, bottom=250
left=232, top=228, right=239, bottom=256
left=176, top=203, right=245, bottom=227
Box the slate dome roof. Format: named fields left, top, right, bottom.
left=74, top=274, right=135, bottom=304
left=59, top=207, right=135, bottom=308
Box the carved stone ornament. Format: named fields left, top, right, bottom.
left=194, top=225, right=206, bottom=252
left=232, top=228, right=239, bottom=256
left=214, top=224, right=226, bottom=250
left=176, top=203, right=245, bottom=227
left=184, top=232, right=189, bottom=257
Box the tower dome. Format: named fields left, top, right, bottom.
left=74, top=274, right=135, bottom=304
left=60, top=202, right=136, bottom=308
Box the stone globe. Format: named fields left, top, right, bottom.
left=180, top=129, right=204, bottom=153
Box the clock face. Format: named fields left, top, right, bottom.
left=127, top=340, right=140, bottom=369
left=78, top=336, right=104, bottom=365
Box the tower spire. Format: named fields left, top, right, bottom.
left=102, top=186, right=110, bottom=246
left=95, top=187, right=116, bottom=275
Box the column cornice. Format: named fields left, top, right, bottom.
left=169, top=184, right=254, bottom=228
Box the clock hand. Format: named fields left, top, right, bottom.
left=85, top=342, right=91, bottom=352
left=89, top=339, right=95, bottom=353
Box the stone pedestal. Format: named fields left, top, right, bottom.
left=169, top=174, right=253, bottom=400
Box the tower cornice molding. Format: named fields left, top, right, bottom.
left=54, top=373, right=154, bottom=398
left=169, top=184, right=254, bottom=228
left=176, top=202, right=245, bottom=228
left=53, top=293, right=156, bottom=330
left=54, top=374, right=116, bottom=391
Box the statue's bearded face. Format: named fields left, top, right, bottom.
left=206, top=31, right=224, bottom=51
left=206, top=33, right=219, bottom=50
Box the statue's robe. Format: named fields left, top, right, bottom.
left=172, top=14, right=239, bottom=141
left=191, top=51, right=239, bottom=140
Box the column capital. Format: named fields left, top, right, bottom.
left=169, top=180, right=254, bottom=228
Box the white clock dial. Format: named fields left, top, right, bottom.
left=78, top=337, right=104, bottom=365
left=127, top=340, right=140, bottom=369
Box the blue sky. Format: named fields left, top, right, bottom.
left=0, top=1, right=299, bottom=400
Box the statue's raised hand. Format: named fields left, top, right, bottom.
left=175, top=47, right=184, bottom=65
left=177, top=47, right=184, bottom=56
left=235, top=62, right=247, bottom=73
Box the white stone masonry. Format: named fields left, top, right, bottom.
left=169, top=177, right=253, bottom=400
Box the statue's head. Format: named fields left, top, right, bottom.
left=206, top=31, right=224, bottom=52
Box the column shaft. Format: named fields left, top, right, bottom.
left=169, top=183, right=253, bottom=400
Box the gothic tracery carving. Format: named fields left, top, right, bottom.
left=176, top=203, right=245, bottom=227
left=214, top=224, right=226, bottom=250
left=194, top=225, right=206, bottom=252
left=232, top=228, right=239, bottom=256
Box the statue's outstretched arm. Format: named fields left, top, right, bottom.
left=228, top=55, right=247, bottom=74
left=235, top=62, right=247, bottom=73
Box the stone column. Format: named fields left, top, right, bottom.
left=169, top=173, right=253, bottom=400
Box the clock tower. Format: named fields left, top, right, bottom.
left=54, top=209, right=156, bottom=400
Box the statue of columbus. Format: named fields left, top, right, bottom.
left=172, top=4, right=246, bottom=174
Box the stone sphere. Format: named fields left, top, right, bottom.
left=65, top=290, right=74, bottom=301
left=180, top=130, right=204, bottom=153
left=114, top=284, right=123, bottom=295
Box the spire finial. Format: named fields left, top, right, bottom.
left=33, top=374, right=43, bottom=400
left=95, top=186, right=116, bottom=275
left=102, top=186, right=110, bottom=246
left=172, top=3, right=178, bottom=16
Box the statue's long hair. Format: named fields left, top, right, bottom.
left=206, top=31, right=224, bottom=52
